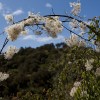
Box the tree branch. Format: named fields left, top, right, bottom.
left=0, top=37, right=9, bottom=54
left=62, top=24, right=90, bottom=42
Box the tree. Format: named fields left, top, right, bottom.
left=0, top=0, right=100, bottom=100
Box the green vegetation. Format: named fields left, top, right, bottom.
left=0, top=43, right=100, bottom=100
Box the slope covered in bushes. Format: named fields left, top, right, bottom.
left=0, top=43, right=100, bottom=100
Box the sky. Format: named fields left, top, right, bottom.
left=0, top=0, right=100, bottom=50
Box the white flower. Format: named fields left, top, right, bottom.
left=79, top=22, right=87, bottom=32
left=70, top=2, right=81, bottom=15
left=95, top=67, right=100, bottom=76
left=65, top=34, right=86, bottom=47
left=85, top=59, right=94, bottom=71
left=74, top=81, right=81, bottom=87
left=5, top=22, right=24, bottom=41
left=71, top=33, right=79, bottom=41
left=4, top=46, right=19, bottom=60
left=95, top=41, right=100, bottom=46
left=24, top=18, right=35, bottom=25
left=28, top=11, right=34, bottom=17
left=79, top=32, right=85, bottom=36
left=95, top=46, right=100, bottom=52
left=65, top=34, right=79, bottom=47
left=0, top=72, right=9, bottom=81
left=89, top=58, right=94, bottom=63
left=70, top=87, right=78, bottom=97
left=85, top=62, right=93, bottom=71
left=69, top=19, right=79, bottom=30
left=70, top=81, right=81, bottom=97
left=44, top=17, right=63, bottom=37
left=21, top=29, right=28, bottom=35
left=78, top=40, right=86, bottom=47
left=26, top=12, right=43, bottom=25
left=68, top=61, right=72, bottom=64
left=81, top=91, right=88, bottom=97
left=4, top=14, right=14, bottom=23
left=95, top=41, right=100, bottom=52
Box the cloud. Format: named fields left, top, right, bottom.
left=12, top=9, right=23, bottom=15
left=0, top=2, right=3, bottom=10
left=23, top=35, right=64, bottom=43
left=45, top=3, right=52, bottom=8
left=0, top=2, right=11, bottom=16
left=0, top=2, right=23, bottom=16
left=23, top=35, right=35, bottom=40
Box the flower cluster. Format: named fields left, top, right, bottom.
left=81, top=90, right=88, bottom=97
left=74, top=81, right=81, bottom=87
left=79, top=22, right=87, bottom=32
left=70, top=1, right=81, bottom=16
left=43, top=17, right=63, bottom=37
left=85, top=59, right=94, bottom=71
left=0, top=72, right=9, bottom=81
left=65, top=34, right=86, bottom=47
left=4, top=14, right=14, bottom=23
left=4, top=13, right=42, bottom=41
left=69, top=19, right=87, bottom=36
left=4, top=46, right=19, bottom=60
left=24, top=12, right=41, bottom=25
left=95, top=46, right=100, bottom=52
left=95, top=67, right=100, bottom=76
left=95, top=41, right=100, bottom=52
left=24, top=18, right=35, bottom=25
left=65, top=34, right=78, bottom=47
left=69, top=19, right=79, bottom=30
left=28, top=12, right=41, bottom=24
left=78, top=40, right=86, bottom=47
left=5, top=22, right=24, bottom=41
left=5, top=14, right=63, bottom=40
left=70, top=81, right=81, bottom=97
left=21, top=29, right=28, bottom=35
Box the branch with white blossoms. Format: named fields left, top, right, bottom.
left=3, top=14, right=92, bottom=42
left=65, top=33, right=86, bottom=47
left=3, top=10, right=98, bottom=42
left=4, top=13, right=64, bottom=41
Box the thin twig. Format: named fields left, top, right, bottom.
left=44, top=14, right=97, bottom=34
left=0, top=38, right=9, bottom=54
left=62, top=24, right=90, bottom=41
left=51, top=8, right=55, bottom=15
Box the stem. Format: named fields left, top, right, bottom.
left=0, top=38, right=9, bottom=54
left=13, top=14, right=97, bottom=36
left=62, top=24, right=90, bottom=42
left=44, top=14, right=97, bottom=34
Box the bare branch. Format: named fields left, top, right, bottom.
left=62, top=24, right=90, bottom=42
left=0, top=37, right=9, bottom=54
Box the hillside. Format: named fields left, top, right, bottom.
left=0, top=43, right=100, bottom=100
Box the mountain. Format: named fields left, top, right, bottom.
left=0, top=43, right=99, bottom=100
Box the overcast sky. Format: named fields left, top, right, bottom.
left=0, top=0, right=100, bottom=49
